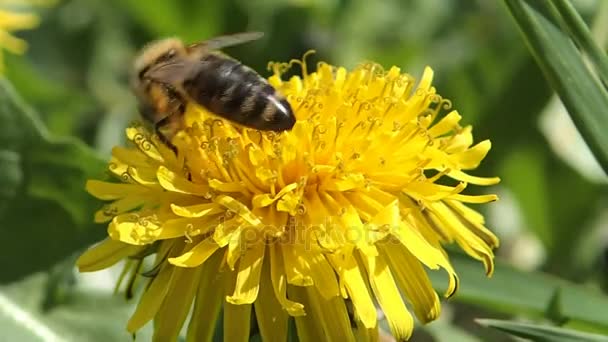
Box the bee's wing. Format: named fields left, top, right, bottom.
left=146, top=32, right=264, bottom=86
left=188, top=32, right=264, bottom=52
left=144, top=59, right=198, bottom=86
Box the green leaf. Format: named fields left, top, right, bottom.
left=551, top=0, right=608, bottom=88
left=0, top=78, right=107, bottom=283
left=424, top=319, right=483, bottom=342
left=0, top=273, right=152, bottom=342
left=477, top=318, right=608, bottom=342
left=431, top=253, right=608, bottom=333
left=24, top=138, right=106, bottom=227
left=503, top=0, right=608, bottom=172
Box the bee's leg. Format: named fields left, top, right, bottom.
left=155, top=116, right=193, bottom=181
left=154, top=116, right=177, bottom=153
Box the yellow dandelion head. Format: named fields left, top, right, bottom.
left=79, top=53, right=500, bottom=341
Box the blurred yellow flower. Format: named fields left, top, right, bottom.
left=78, top=55, right=500, bottom=341
left=0, top=0, right=51, bottom=72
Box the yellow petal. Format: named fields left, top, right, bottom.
left=276, top=191, right=301, bottom=215
left=0, top=30, right=28, bottom=54
left=354, top=320, right=379, bottom=342
left=170, top=202, right=221, bottom=218
left=453, top=140, right=492, bottom=169
left=406, top=180, right=466, bottom=202
left=256, top=205, right=287, bottom=237
left=213, top=218, right=241, bottom=247
left=290, top=286, right=355, bottom=342
left=94, top=196, right=147, bottom=223
left=306, top=286, right=356, bottom=342
left=379, top=243, right=440, bottom=323
left=76, top=239, right=141, bottom=272
left=227, top=242, right=265, bottom=304
left=223, top=303, right=251, bottom=342
left=269, top=244, right=305, bottom=316
left=414, top=67, right=434, bottom=101
left=428, top=110, right=461, bottom=137
left=107, top=156, right=129, bottom=179
left=108, top=213, right=161, bottom=245
left=304, top=192, right=342, bottom=251
left=209, top=179, right=246, bottom=192
left=247, top=144, right=268, bottom=166
left=215, top=194, right=262, bottom=226
left=222, top=266, right=253, bottom=342
left=329, top=253, right=376, bottom=329
left=125, top=127, right=164, bottom=162
left=157, top=166, right=209, bottom=194
left=362, top=251, right=413, bottom=340
left=226, top=230, right=243, bottom=271
left=255, top=167, right=277, bottom=185
left=446, top=199, right=499, bottom=248
left=168, top=238, right=219, bottom=267
left=308, top=251, right=340, bottom=299
left=280, top=242, right=313, bottom=286
left=126, top=166, right=160, bottom=186
left=252, top=182, right=298, bottom=208
left=427, top=202, right=496, bottom=275
left=449, top=193, right=498, bottom=204
left=322, top=173, right=366, bottom=191
left=447, top=169, right=501, bottom=186
left=444, top=125, right=473, bottom=153
left=288, top=286, right=330, bottom=342
left=86, top=180, right=147, bottom=200
left=111, top=146, right=150, bottom=168
left=254, top=252, right=288, bottom=342
left=159, top=217, right=216, bottom=240
left=127, top=264, right=173, bottom=333
left=391, top=219, right=459, bottom=298
left=187, top=252, right=223, bottom=342
left=153, top=267, right=202, bottom=341
left=0, top=11, right=39, bottom=30
left=327, top=192, right=374, bottom=254
left=366, top=198, right=400, bottom=238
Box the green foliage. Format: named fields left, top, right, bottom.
left=431, top=253, right=608, bottom=334
left=477, top=318, right=608, bottom=341
left=0, top=78, right=106, bottom=283
left=504, top=0, right=608, bottom=172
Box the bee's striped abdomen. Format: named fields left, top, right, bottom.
left=183, top=53, right=295, bottom=131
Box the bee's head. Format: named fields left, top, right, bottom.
left=133, top=38, right=187, bottom=80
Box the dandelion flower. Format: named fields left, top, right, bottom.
left=78, top=54, right=500, bottom=341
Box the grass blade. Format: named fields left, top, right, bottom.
left=431, top=254, right=608, bottom=333
left=504, top=0, right=608, bottom=173
left=551, top=0, right=608, bottom=88
left=477, top=318, right=608, bottom=342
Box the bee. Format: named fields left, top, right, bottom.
left=131, top=32, right=296, bottom=147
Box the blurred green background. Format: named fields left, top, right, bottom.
left=0, top=0, right=607, bottom=341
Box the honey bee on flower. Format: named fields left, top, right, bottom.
left=131, top=32, right=296, bottom=150
left=79, top=51, right=500, bottom=341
